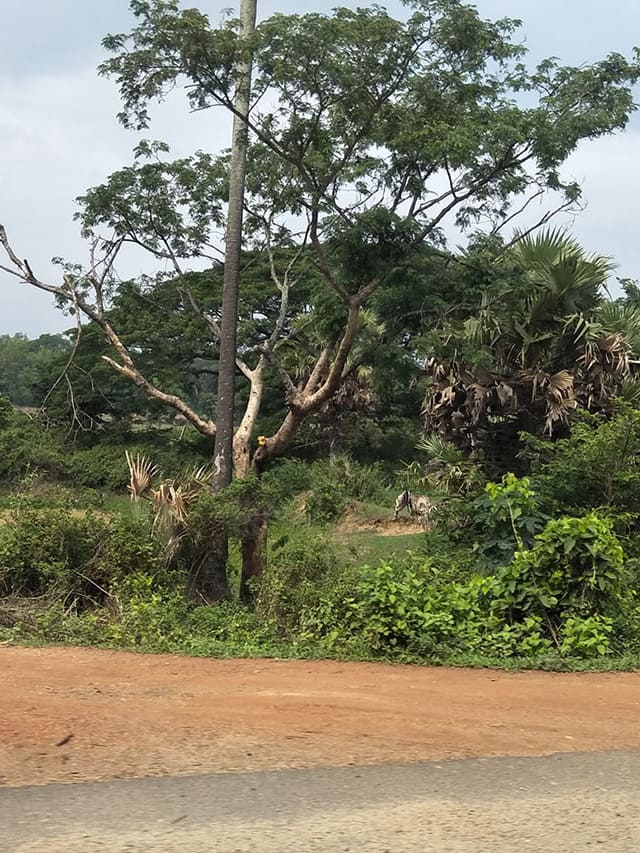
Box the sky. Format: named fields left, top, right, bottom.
left=1, top=0, right=639, bottom=336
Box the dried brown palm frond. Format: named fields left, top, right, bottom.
left=125, top=450, right=160, bottom=501
left=151, top=478, right=202, bottom=559
left=579, top=331, right=630, bottom=378
left=517, top=369, right=576, bottom=434
left=180, top=463, right=213, bottom=489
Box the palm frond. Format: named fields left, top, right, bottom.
left=125, top=451, right=160, bottom=501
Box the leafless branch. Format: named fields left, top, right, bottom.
left=0, top=224, right=217, bottom=437
left=39, top=288, right=84, bottom=418
left=503, top=198, right=580, bottom=248
left=490, top=189, right=546, bottom=236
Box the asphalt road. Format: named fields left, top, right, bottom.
left=3, top=750, right=640, bottom=852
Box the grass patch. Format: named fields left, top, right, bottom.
left=331, top=529, right=425, bottom=563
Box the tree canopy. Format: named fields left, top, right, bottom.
left=2, top=0, right=640, bottom=473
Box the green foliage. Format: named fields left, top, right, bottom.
left=266, top=459, right=314, bottom=502
left=523, top=408, right=640, bottom=515
left=255, top=535, right=343, bottom=635
left=0, top=333, right=70, bottom=407
left=0, top=395, right=11, bottom=431
left=268, top=457, right=393, bottom=526
left=350, top=560, right=431, bottom=652
left=468, top=473, right=547, bottom=569
left=342, top=512, right=635, bottom=661
left=100, top=571, right=190, bottom=649
left=0, top=407, right=209, bottom=491
left=304, top=483, right=346, bottom=526
left=486, top=514, right=627, bottom=624
left=559, top=615, right=613, bottom=658
left=422, top=231, right=640, bottom=474
left=413, top=434, right=482, bottom=495
left=0, top=411, right=69, bottom=484
left=55, top=0, right=640, bottom=492
left=3, top=495, right=640, bottom=667
left=185, top=475, right=279, bottom=541
left=0, top=499, right=163, bottom=602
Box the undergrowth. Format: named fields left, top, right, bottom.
left=2, top=459, right=640, bottom=672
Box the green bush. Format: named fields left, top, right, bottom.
left=350, top=560, right=430, bottom=651
left=467, top=473, right=547, bottom=570
left=255, top=535, right=343, bottom=634
left=0, top=409, right=211, bottom=492
left=101, top=571, right=190, bottom=649
left=0, top=412, right=69, bottom=484
left=66, top=445, right=131, bottom=491
left=0, top=499, right=163, bottom=602
left=484, top=514, right=627, bottom=624
left=522, top=408, right=640, bottom=515
left=345, top=512, right=636, bottom=660
left=323, top=457, right=391, bottom=506
left=478, top=513, right=636, bottom=656
left=0, top=395, right=11, bottom=431
left=267, top=459, right=314, bottom=502
left=305, top=481, right=347, bottom=525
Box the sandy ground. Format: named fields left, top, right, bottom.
left=2, top=646, right=640, bottom=787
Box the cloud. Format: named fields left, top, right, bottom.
left=1, top=1, right=639, bottom=336
left=0, top=66, right=231, bottom=336
left=559, top=131, right=640, bottom=287
left=0, top=69, right=126, bottom=335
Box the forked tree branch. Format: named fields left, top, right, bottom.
left=0, top=224, right=217, bottom=437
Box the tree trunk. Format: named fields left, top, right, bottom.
left=240, top=512, right=268, bottom=604
left=199, top=0, right=257, bottom=601
left=212, top=0, right=258, bottom=492
left=185, top=530, right=230, bottom=603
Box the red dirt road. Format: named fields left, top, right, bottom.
left=2, top=646, right=639, bottom=787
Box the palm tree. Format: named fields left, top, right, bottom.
left=422, top=229, right=640, bottom=472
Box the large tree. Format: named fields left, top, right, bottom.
left=2, top=0, right=639, bottom=596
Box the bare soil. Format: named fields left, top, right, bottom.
left=2, top=646, right=640, bottom=788
left=336, top=508, right=424, bottom=535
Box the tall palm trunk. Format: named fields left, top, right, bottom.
left=199, top=0, right=258, bottom=601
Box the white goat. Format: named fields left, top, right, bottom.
left=393, top=490, right=435, bottom=529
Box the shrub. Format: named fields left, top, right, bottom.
left=0, top=411, right=69, bottom=484
left=0, top=395, right=11, bottom=431
left=101, top=571, right=190, bottom=649
left=324, top=457, right=391, bottom=506
left=522, top=408, right=640, bottom=515
left=350, top=559, right=430, bottom=651
left=305, top=481, right=347, bottom=525
left=255, top=535, right=342, bottom=634
left=0, top=499, right=163, bottom=603
left=345, top=512, right=634, bottom=661
left=467, top=473, right=547, bottom=570
left=479, top=513, right=633, bottom=656
left=484, top=514, right=626, bottom=623
left=66, top=445, right=130, bottom=491
left=267, top=459, right=314, bottom=503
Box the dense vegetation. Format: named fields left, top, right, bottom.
left=2, top=0, right=640, bottom=669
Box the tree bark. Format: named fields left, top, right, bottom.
left=204, top=0, right=257, bottom=601
left=211, top=0, right=258, bottom=492
left=240, top=512, right=268, bottom=604
left=186, top=533, right=230, bottom=603
left=233, top=356, right=266, bottom=478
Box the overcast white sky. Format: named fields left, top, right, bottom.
left=1, top=0, right=639, bottom=336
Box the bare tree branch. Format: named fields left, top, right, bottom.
left=0, top=224, right=217, bottom=437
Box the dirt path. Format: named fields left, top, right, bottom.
left=2, top=646, right=640, bottom=787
